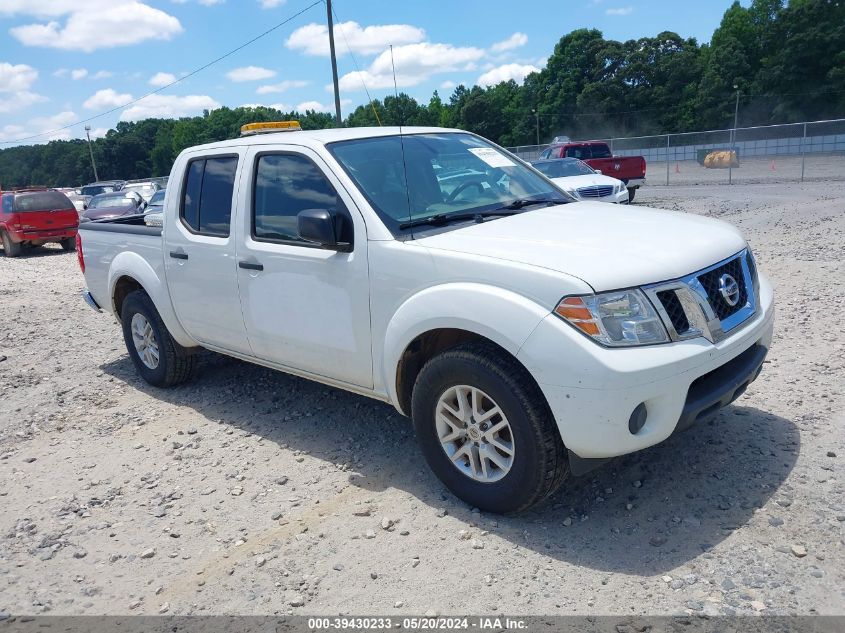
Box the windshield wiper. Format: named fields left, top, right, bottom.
left=399, top=210, right=519, bottom=230
left=496, top=197, right=563, bottom=210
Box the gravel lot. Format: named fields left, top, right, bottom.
left=0, top=180, right=843, bottom=617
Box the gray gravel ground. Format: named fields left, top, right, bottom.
left=0, top=180, right=843, bottom=616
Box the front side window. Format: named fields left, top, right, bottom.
left=181, top=156, right=238, bottom=237
left=253, top=153, right=343, bottom=244
left=328, top=132, right=567, bottom=236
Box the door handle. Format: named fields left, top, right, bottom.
left=169, top=251, right=189, bottom=260
left=239, top=261, right=264, bottom=271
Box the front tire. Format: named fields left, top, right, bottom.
left=1, top=231, right=22, bottom=257
left=411, top=342, right=568, bottom=514
left=627, top=187, right=637, bottom=202
left=120, top=290, right=196, bottom=387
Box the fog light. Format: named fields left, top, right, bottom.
left=628, top=403, right=647, bottom=434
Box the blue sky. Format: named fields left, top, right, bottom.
left=0, top=0, right=743, bottom=146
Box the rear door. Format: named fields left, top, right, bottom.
left=13, top=192, right=79, bottom=233
left=164, top=149, right=253, bottom=355
left=235, top=145, right=373, bottom=388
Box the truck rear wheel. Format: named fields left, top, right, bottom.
left=627, top=187, right=637, bottom=203
left=1, top=231, right=22, bottom=258
left=120, top=290, right=196, bottom=387
left=60, top=238, right=76, bottom=252
left=411, top=342, right=569, bottom=514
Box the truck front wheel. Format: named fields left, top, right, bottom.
left=120, top=290, right=196, bottom=387
left=411, top=342, right=569, bottom=514
left=627, top=187, right=637, bottom=203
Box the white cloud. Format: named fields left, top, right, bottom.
left=149, top=72, right=176, bottom=87
left=120, top=94, right=220, bottom=121
left=605, top=7, right=633, bottom=15
left=256, top=80, right=309, bottom=95
left=477, top=63, right=540, bottom=87
left=440, top=80, right=456, bottom=91
left=53, top=68, right=68, bottom=78
left=83, top=88, right=133, bottom=110
left=15, top=110, right=78, bottom=141
left=259, top=0, right=286, bottom=7
left=91, top=70, right=113, bottom=79
left=490, top=32, right=528, bottom=53
left=7, top=1, right=183, bottom=52
left=295, top=99, right=351, bottom=113
left=338, top=42, right=486, bottom=91
left=240, top=102, right=292, bottom=111
left=0, top=62, right=47, bottom=113
left=0, top=62, right=39, bottom=92
left=226, top=66, right=276, bottom=82
left=71, top=68, right=88, bottom=80
left=198, top=0, right=225, bottom=5
left=286, top=21, right=425, bottom=57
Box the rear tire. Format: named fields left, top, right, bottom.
left=60, top=238, right=76, bottom=251
left=120, top=290, right=196, bottom=387
left=411, top=341, right=569, bottom=514
left=1, top=231, right=22, bottom=258
left=627, top=187, right=637, bottom=203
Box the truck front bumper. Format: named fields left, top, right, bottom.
left=516, top=273, right=775, bottom=467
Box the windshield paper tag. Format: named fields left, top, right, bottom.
left=469, top=147, right=516, bottom=168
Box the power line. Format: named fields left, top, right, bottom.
left=0, top=0, right=323, bottom=145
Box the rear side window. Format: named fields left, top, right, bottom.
left=180, top=156, right=238, bottom=237
left=252, top=153, right=344, bottom=244
left=2, top=195, right=12, bottom=213
left=14, top=192, right=73, bottom=212
left=565, top=146, right=591, bottom=159
left=590, top=144, right=612, bottom=159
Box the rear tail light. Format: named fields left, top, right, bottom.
left=75, top=232, right=84, bottom=273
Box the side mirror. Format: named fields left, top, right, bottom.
left=594, top=169, right=603, bottom=175
left=297, top=208, right=352, bottom=252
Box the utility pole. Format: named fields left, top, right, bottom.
left=84, top=125, right=99, bottom=182
left=533, top=109, right=540, bottom=145
left=326, top=0, right=343, bottom=127
left=729, top=85, right=739, bottom=185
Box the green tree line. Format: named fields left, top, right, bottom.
left=1, top=0, right=842, bottom=187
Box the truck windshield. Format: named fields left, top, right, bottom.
left=328, top=132, right=568, bottom=236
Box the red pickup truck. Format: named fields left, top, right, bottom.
left=1, top=189, right=79, bottom=257
left=539, top=141, right=646, bottom=201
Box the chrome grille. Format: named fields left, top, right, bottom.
left=576, top=185, right=614, bottom=198
left=656, top=289, right=690, bottom=334
left=697, top=257, right=748, bottom=320
left=644, top=250, right=758, bottom=344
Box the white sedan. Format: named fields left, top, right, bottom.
left=532, top=157, right=629, bottom=203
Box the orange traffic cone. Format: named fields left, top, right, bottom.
left=770, top=160, right=777, bottom=171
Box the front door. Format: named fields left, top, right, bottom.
left=235, top=146, right=372, bottom=388
left=164, top=150, right=253, bottom=355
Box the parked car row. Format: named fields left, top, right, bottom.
left=1, top=178, right=166, bottom=257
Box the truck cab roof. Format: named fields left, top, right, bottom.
left=181, top=126, right=460, bottom=155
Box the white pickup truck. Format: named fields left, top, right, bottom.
left=78, top=123, right=775, bottom=513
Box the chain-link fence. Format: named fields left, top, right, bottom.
left=507, top=118, right=845, bottom=186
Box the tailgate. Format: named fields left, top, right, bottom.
left=16, top=209, right=79, bottom=231
left=588, top=156, right=646, bottom=180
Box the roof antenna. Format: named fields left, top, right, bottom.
left=390, top=44, right=413, bottom=226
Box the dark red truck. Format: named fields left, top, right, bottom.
left=1, top=189, right=79, bottom=257
left=539, top=141, right=647, bottom=201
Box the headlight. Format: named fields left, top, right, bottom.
left=615, top=182, right=625, bottom=194
left=554, top=289, right=669, bottom=347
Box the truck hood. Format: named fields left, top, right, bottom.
left=414, top=201, right=747, bottom=291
